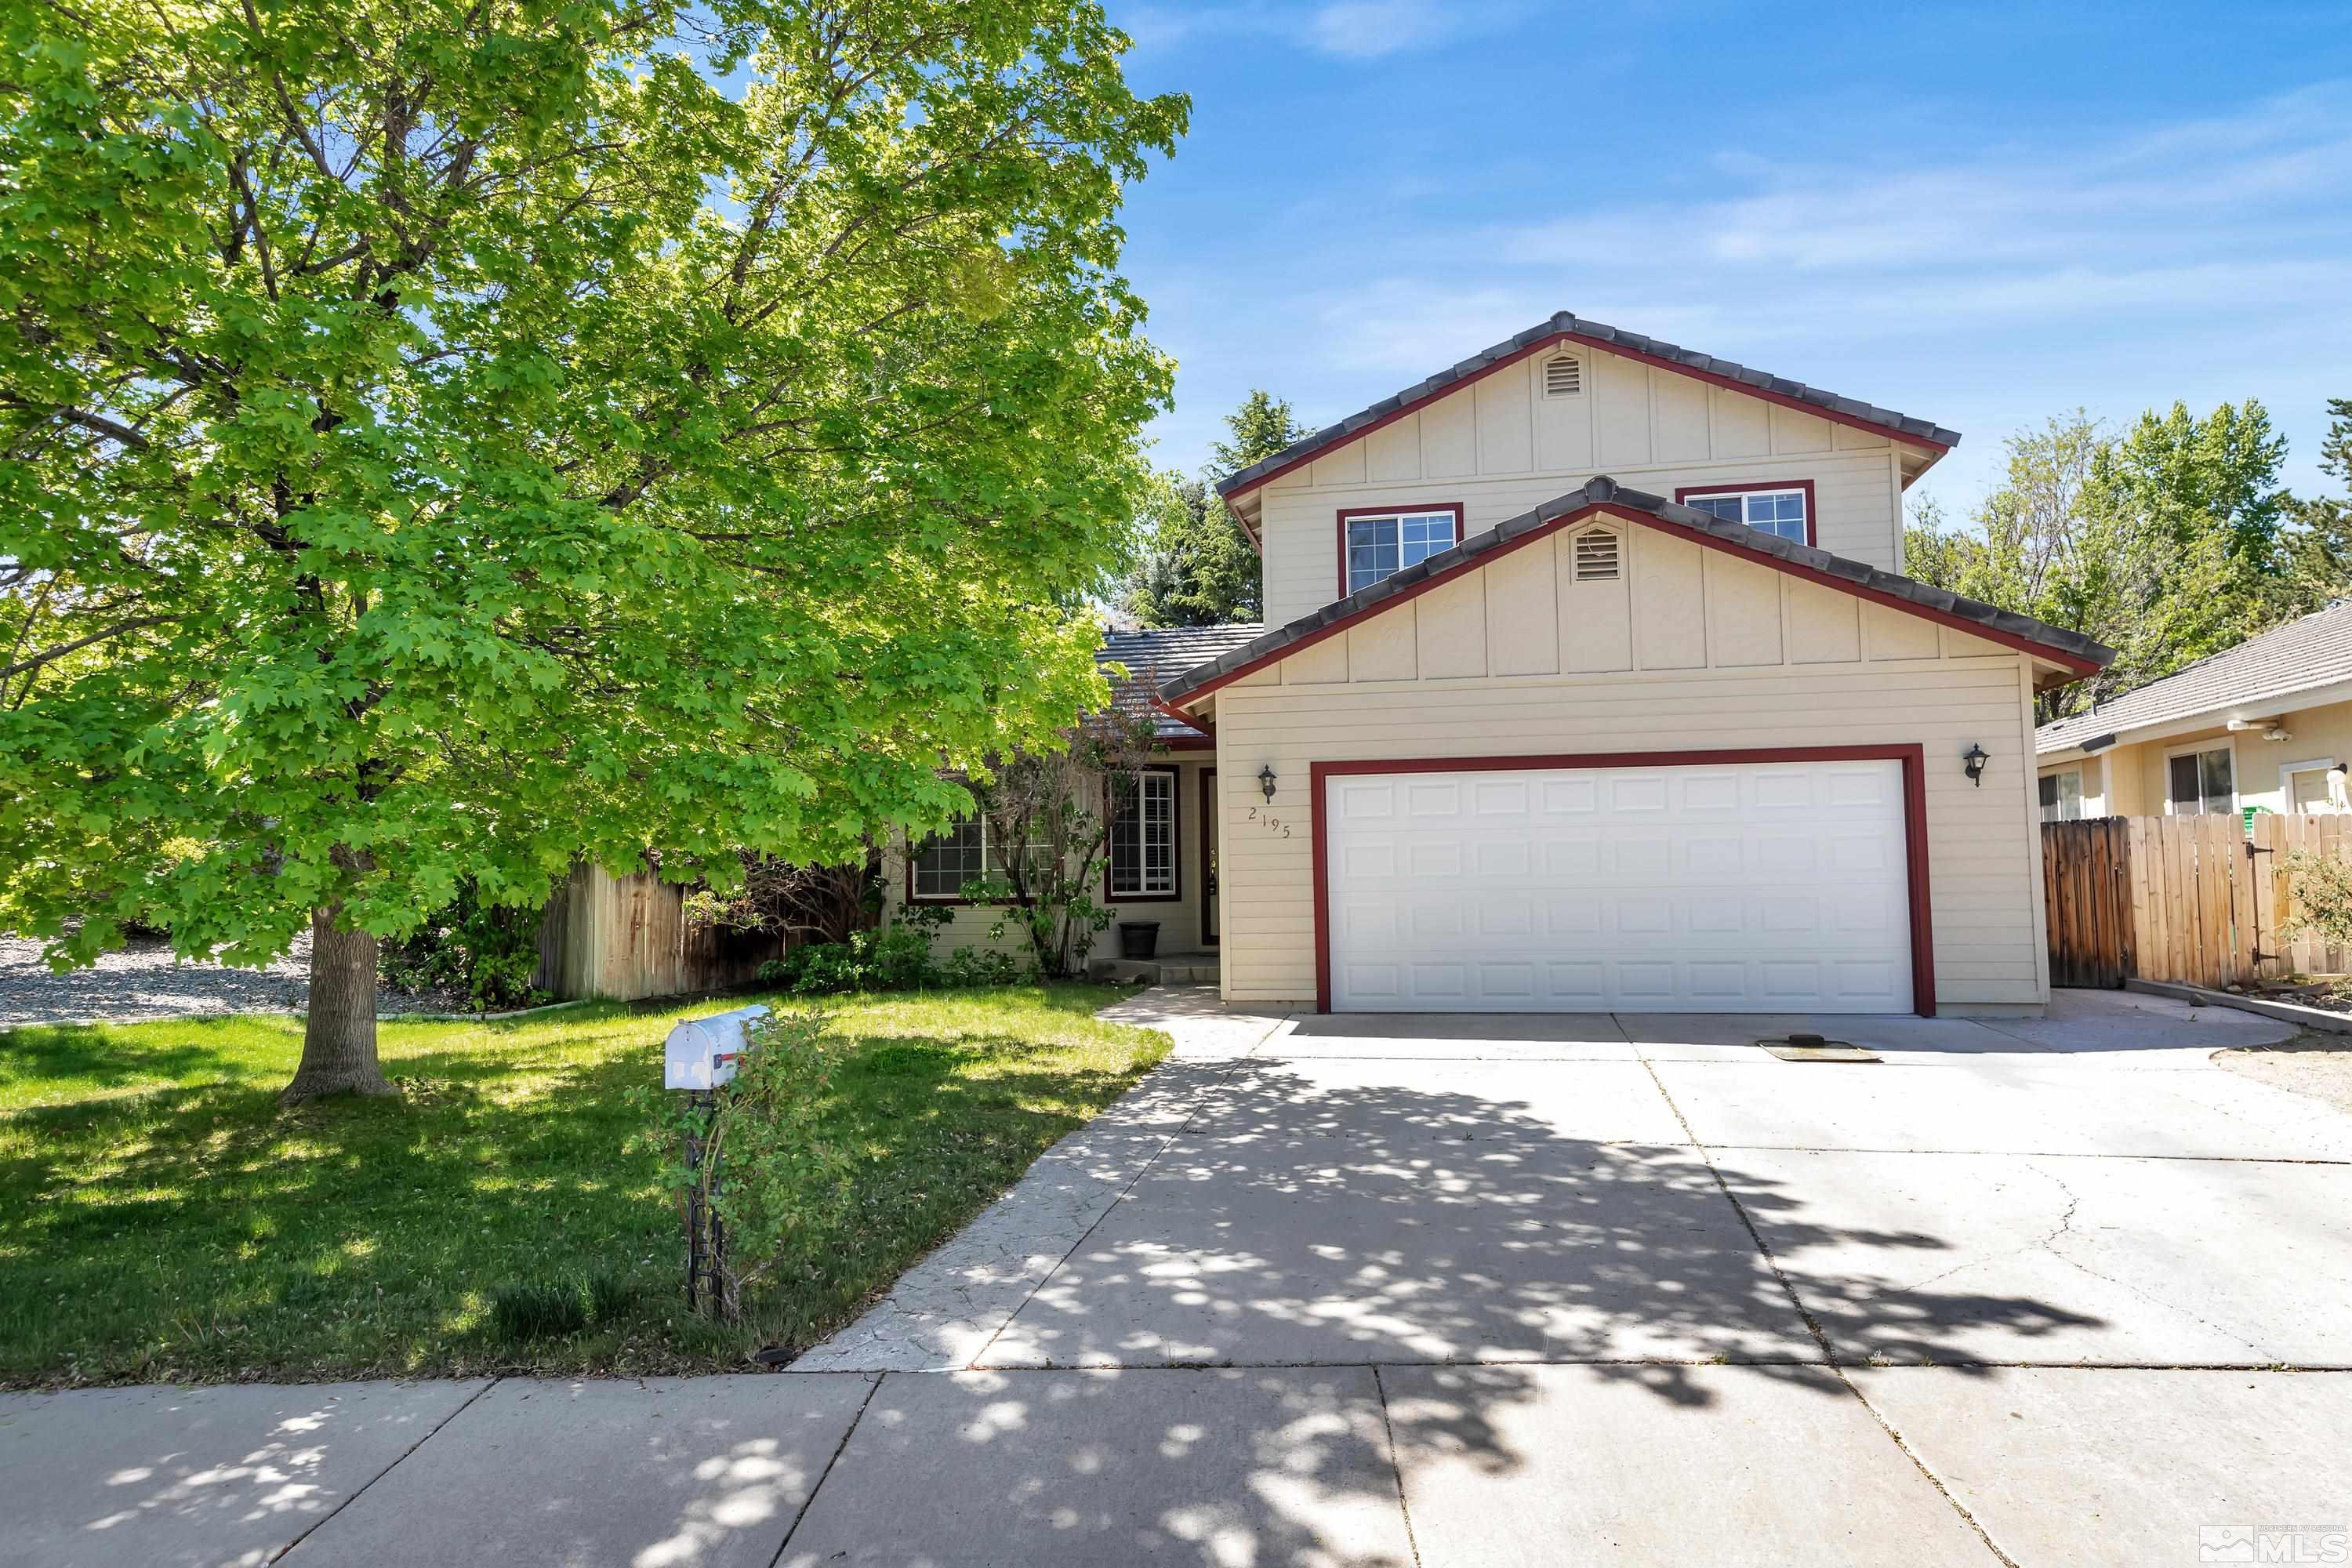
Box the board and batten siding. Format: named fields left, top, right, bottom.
left=1209, top=517, right=2052, bottom=1011
left=1258, top=343, right=1921, bottom=627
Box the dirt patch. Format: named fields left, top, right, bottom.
left=2213, top=1035, right=2352, bottom=1119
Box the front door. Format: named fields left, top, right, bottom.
left=1202, top=768, right=1219, bottom=946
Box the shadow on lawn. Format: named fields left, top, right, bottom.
left=0, top=1018, right=1152, bottom=1384
left=0, top=1015, right=283, bottom=1096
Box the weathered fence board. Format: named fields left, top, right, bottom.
left=2042, top=811, right=2352, bottom=989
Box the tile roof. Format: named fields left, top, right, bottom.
left=1099, top=623, right=1264, bottom=739
left=2037, top=598, right=2352, bottom=755
left=1158, top=477, right=2112, bottom=705
left=1217, top=310, right=1963, bottom=504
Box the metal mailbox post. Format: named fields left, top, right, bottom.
left=662, top=1006, right=770, bottom=1317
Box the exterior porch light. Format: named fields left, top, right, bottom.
left=1258, top=764, right=1278, bottom=803
left=1962, top=743, right=1989, bottom=787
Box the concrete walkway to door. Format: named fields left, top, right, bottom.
left=8, top=989, right=2352, bottom=1566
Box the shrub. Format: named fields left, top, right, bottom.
left=381, top=880, right=547, bottom=1011
left=2287, top=848, right=2352, bottom=947
left=938, top=945, right=1025, bottom=986
left=751, top=908, right=984, bottom=995
left=634, top=1011, right=857, bottom=1321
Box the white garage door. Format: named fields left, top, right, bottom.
left=1326, top=760, right=1913, bottom=1013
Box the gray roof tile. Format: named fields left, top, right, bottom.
left=1099, top=624, right=1264, bottom=739
left=1158, top=477, right=2111, bottom=704
left=1218, top=310, right=1962, bottom=502
left=2037, top=599, right=2352, bottom=754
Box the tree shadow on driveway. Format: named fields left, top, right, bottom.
left=976, top=1058, right=2103, bottom=1407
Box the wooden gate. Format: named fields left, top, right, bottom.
left=2039, top=812, right=2333, bottom=989
left=2041, top=818, right=2135, bottom=987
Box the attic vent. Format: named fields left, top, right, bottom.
left=1572, top=528, right=1620, bottom=582
left=1542, top=354, right=1584, bottom=398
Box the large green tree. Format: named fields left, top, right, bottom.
left=2274, top=397, right=2352, bottom=610
left=0, top=1, right=1185, bottom=1098
left=1123, top=388, right=1308, bottom=626
left=1904, top=410, right=2247, bottom=720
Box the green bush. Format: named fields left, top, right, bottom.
left=381, top=880, right=547, bottom=1011
left=2287, top=848, right=2352, bottom=948
left=750, top=908, right=1028, bottom=995
left=633, top=1011, right=857, bottom=1321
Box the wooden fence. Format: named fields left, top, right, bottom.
left=2042, top=811, right=2352, bottom=990
left=535, top=861, right=786, bottom=1002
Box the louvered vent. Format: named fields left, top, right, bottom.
left=1543, top=354, right=1583, bottom=397
left=1573, top=529, right=1620, bottom=582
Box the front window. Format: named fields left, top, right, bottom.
left=1686, top=488, right=1808, bottom=543
left=1346, top=510, right=1458, bottom=593
left=2166, top=746, right=2235, bottom=817
left=2039, top=770, right=2084, bottom=823
left=910, top=816, right=989, bottom=900
left=1109, top=769, right=1178, bottom=898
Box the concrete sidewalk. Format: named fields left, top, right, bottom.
left=7, top=989, right=2352, bottom=1566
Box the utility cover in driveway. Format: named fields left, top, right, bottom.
left=1326, top=760, right=1913, bottom=1012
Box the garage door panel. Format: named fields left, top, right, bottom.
left=1328, top=760, right=1912, bottom=1014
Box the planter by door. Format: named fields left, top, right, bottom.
left=1118, top=922, right=1160, bottom=960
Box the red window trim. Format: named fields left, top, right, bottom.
left=1672, top=479, right=1818, bottom=549
left=1166, top=498, right=2100, bottom=713
left=1308, top=746, right=1936, bottom=1018
left=1334, top=503, right=1466, bottom=602
left=1105, top=764, right=1183, bottom=904
left=1221, top=329, right=1952, bottom=506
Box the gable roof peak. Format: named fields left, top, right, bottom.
left=1217, top=312, right=1962, bottom=506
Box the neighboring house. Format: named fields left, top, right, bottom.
left=2036, top=598, right=2352, bottom=824
left=892, top=310, right=2114, bottom=1016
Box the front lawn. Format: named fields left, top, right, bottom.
left=0, top=985, right=1167, bottom=1386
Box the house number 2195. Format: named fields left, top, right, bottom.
left=1245, top=805, right=1291, bottom=839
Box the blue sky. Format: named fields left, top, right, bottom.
left=1104, top=1, right=2352, bottom=518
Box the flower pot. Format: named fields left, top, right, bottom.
left=1117, top=921, right=1160, bottom=960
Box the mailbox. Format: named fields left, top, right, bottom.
left=662, top=1005, right=771, bottom=1091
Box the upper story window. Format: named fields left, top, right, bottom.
left=2166, top=745, right=2235, bottom=818
left=1343, top=506, right=1460, bottom=595
left=1683, top=486, right=1809, bottom=543
left=1108, top=769, right=1178, bottom=898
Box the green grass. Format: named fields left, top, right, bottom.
left=0, top=985, right=1167, bottom=1387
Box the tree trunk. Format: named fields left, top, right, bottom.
left=281, top=902, right=390, bottom=1104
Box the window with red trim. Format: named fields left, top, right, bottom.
left=1345, top=510, right=1458, bottom=593
left=1684, top=488, right=1807, bottom=543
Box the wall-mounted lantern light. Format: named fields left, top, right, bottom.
left=1962, top=743, right=1990, bottom=787
left=1258, top=764, right=1278, bottom=803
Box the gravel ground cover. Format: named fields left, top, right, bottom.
left=1, top=931, right=470, bottom=1028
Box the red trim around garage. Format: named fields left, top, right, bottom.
left=1673, top=479, right=1818, bottom=549
left=1221, top=330, right=1952, bottom=506
left=1335, top=502, right=1466, bottom=601
left=1167, top=500, right=2102, bottom=713
left=1308, top=746, right=1938, bottom=1018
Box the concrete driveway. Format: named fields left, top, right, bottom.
left=8, top=989, right=2352, bottom=1566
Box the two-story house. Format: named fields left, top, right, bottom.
left=894, top=312, right=2114, bottom=1017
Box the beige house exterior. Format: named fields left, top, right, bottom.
left=2037, top=600, right=2352, bottom=824
left=889, top=312, right=2111, bottom=1016
left=1159, top=314, right=2110, bottom=1018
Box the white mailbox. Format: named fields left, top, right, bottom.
left=662, top=1005, right=772, bottom=1091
